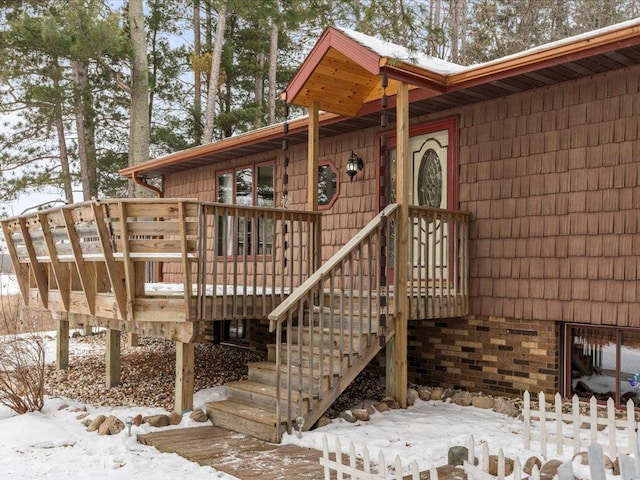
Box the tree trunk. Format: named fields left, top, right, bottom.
left=193, top=0, right=202, bottom=144
left=203, top=3, right=227, bottom=144
left=267, top=18, right=278, bottom=125
left=71, top=59, right=97, bottom=201
left=52, top=59, right=73, bottom=204
left=128, top=0, right=151, bottom=198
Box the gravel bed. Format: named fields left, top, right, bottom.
left=44, top=332, right=386, bottom=414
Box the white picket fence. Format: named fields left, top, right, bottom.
left=321, top=435, right=532, bottom=480
left=320, top=435, right=424, bottom=480
left=523, top=391, right=637, bottom=459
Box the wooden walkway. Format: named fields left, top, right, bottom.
left=138, top=426, right=326, bottom=479
left=138, top=426, right=467, bottom=480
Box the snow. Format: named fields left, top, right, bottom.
left=337, top=27, right=467, bottom=75
left=1, top=273, right=20, bottom=296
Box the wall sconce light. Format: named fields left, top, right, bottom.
left=346, top=151, right=364, bottom=182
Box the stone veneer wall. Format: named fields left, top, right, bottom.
left=407, top=316, right=559, bottom=396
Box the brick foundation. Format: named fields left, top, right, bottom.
left=407, top=316, right=560, bottom=397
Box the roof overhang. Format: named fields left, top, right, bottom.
left=121, top=19, right=640, bottom=180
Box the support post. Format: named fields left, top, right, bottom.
left=307, top=100, right=319, bottom=211
left=106, top=328, right=121, bottom=387
left=127, top=333, right=139, bottom=347
left=56, top=312, right=69, bottom=370
left=386, top=82, right=409, bottom=408
left=175, top=341, right=194, bottom=413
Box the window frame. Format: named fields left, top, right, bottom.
left=318, top=160, right=340, bottom=210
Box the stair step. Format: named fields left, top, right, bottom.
left=248, top=361, right=337, bottom=390
left=266, top=343, right=364, bottom=369
left=288, top=326, right=378, bottom=348
left=225, top=379, right=313, bottom=414
left=206, top=399, right=285, bottom=443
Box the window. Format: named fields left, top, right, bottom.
left=566, top=324, right=640, bottom=407
left=318, top=163, right=338, bottom=208
left=216, top=163, right=274, bottom=256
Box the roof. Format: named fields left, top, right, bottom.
left=120, top=18, right=640, bottom=180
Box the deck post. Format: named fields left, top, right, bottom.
left=106, top=328, right=121, bottom=387
left=385, top=81, right=409, bottom=408
left=307, top=101, right=320, bottom=273
left=127, top=333, right=139, bottom=347
left=175, top=341, right=194, bottom=413
left=56, top=312, right=69, bottom=370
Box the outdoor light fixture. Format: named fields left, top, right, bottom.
left=295, top=415, right=305, bottom=438
left=125, top=416, right=133, bottom=437
left=346, top=151, right=364, bottom=182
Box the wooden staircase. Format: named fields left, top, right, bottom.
left=206, top=205, right=399, bottom=443
left=206, top=311, right=384, bottom=442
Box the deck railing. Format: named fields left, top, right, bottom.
left=0, top=199, right=321, bottom=326
left=407, top=206, right=471, bottom=319
left=195, top=202, right=322, bottom=321
left=267, top=203, right=399, bottom=434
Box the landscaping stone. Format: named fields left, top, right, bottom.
left=133, top=413, right=143, bottom=426
left=314, top=416, right=332, bottom=429
left=144, top=414, right=170, bottom=427
left=488, top=454, right=514, bottom=476
left=380, top=396, right=399, bottom=409
left=189, top=409, right=208, bottom=423
left=168, top=412, right=182, bottom=425
left=98, top=415, right=124, bottom=435
left=86, top=414, right=106, bottom=432
left=471, top=395, right=495, bottom=409
left=376, top=402, right=390, bottom=412
left=540, top=459, right=562, bottom=480
left=339, top=411, right=357, bottom=423
left=448, top=446, right=469, bottom=466
left=523, top=456, right=541, bottom=474
left=493, top=397, right=519, bottom=417
left=407, top=388, right=419, bottom=406
left=451, top=391, right=472, bottom=406
left=573, top=452, right=588, bottom=465
left=352, top=409, right=370, bottom=422
left=430, top=388, right=443, bottom=401
left=417, top=386, right=431, bottom=401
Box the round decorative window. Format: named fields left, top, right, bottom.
left=417, top=149, right=442, bottom=208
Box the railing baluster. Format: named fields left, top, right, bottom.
left=329, top=273, right=335, bottom=389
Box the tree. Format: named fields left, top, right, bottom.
left=203, top=3, right=227, bottom=144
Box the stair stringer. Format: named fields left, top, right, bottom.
left=297, top=323, right=395, bottom=434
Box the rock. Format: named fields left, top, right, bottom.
left=361, top=400, right=376, bottom=415
left=76, top=413, right=89, bottom=420
left=407, top=388, right=419, bottom=406
left=471, top=395, right=495, bottom=409
left=493, top=397, right=519, bottom=417
left=58, top=404, right=69, bottom=411
left=451, top=391, right=473, bottom=406
left=430, top=388, right=444, bottom=401
left=86, top=414, right=106, bottom=432
left=380, top=396, right=400, bottom=409
left=168, top=412, right=182, bottom=426
left=81, top=419, right=92, bottom=428
left=133, top=414, right=143, bottom=426
left=339, top=411, right=357, bottom=423
left=314, top=416, right=332, bottom=429
left=448, top=446, right=469, bottom=466
left=144, top=414, right=170, bottom=427
left=189, top=409, right=208, bottom=423
left=488, top=455, right=514, bottom=476
left=540, top=459, right=563, bottom=480
left=417, top=386, right=431, bottom=401
left=72, top=406, right=87, bottom=413
left=573, top=452, right=589, bottom=465
left=352, top=409, right=370, bottom=422
left=523, top=456, right=542, bottom=474
left=98, top=415, right=125, bottom=436
left=612, top=458, right=620, bottom=475
left=604, top=455, right=613, bottom=470
left=376, top=402, right=390, bottom=412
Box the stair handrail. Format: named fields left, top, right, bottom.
left=267, top=203, right=398, bottom=439
left=267, top=203, right=399, bottom=331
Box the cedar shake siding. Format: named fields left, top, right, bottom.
left=458, top=63, right=640, bottom=328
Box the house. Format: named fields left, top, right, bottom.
left=4, top=19, right=640, bottom=442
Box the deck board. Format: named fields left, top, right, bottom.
left=138, top=426, right=327, bottom=479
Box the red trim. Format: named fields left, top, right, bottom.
left=378, top=117, right=458, bottom=210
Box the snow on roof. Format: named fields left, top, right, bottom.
left=339, top=16, right=640, bottom=77
left=337, top=27, right=467, bottom=75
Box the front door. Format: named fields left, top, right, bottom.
left=384, top=121, right=453, bottom=286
